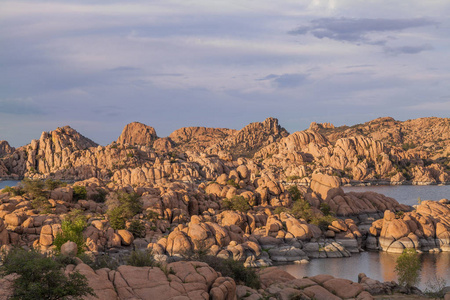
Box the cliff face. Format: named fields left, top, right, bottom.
left=0, top=117, right=449, bottom=184
left=116, top=122, right=158, bottom=146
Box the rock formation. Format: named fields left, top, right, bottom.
left=116, top=122, right=158, bottom=146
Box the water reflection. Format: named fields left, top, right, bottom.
left=277, top=251, right=450, bottom=290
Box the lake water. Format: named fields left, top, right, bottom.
left=343, top=184, right=450, bottom=206
left=278, top=251, right=450, bottom=290
left=282, top=185, right=450, bottom=290
left=0, top=180, right=20, bottom=190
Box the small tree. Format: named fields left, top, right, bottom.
left=106, top=191, right=142, bottom=230
left=53, top=209, right=87, bottom=254
left=395, top=248, right=421, bottom=288
left=0, top=248, right=95, bottom=300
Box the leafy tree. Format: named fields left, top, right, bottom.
left=0, top=248, right=95, bottom=300
left=21, top=178, right=46, bottom=199
left=222, top=195, right=251, bottom=212
left=44, top=179, right=67, bottom=191
left=395, top=248, right=421, bottom=288
left=72, top=186, right=87, bottom=201
left=127, top=219, right=146, bottom=238
left=53, top=209, right=87, bottom=254
left=106, top=191, right=142, bottom=230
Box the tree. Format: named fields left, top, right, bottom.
left=0, top=248, right=95, bottom=300
left=395, top=248, right=421, bottom=288
left=53, top=209, right=87, bottom=254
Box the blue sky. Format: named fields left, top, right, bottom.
left=1, top=0, right=450, bottom=147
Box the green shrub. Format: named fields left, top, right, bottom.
left=44, top=179, right=67, bottom=191
left=91, top=188, right=108, bottom=203
left=126, top=250, right=156, bottom=267
left=127, top=220, right=146, bottom=238
left=319, top=203, right=332, bottom=216
left=286, top=175, right=300, bottom=182
left=31, top=196, right=52, bottom=214
left=222, top=195, right=251, bottom=212
left=106, top=191, right=142, bottom=230
left=194, top=255, right=260, bottom=289
left=273, top=207, right=288, bottom=215
left=287, top=185, right=302, bottom=201
left=395, top=248, right=421, bottom=288
left=21, top=178, right=46, bottom=199
left=73, top=186, right=87, bottom=201
left=0, top=248, right=95, bottom=300
left=53, top=209, right=87, bottom=254
left=226, top=179, right=240, bottom=189
left=1, top=185, right=24, bottom=196
left=78, top=253, right=119, bottom=270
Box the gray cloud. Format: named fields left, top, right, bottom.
left=0, top=98, right=44, bottom=115
left=289, top=18, right=437, bottom=44
left=384, top=44, right=433, bottom=55
left=260, top=73, right=308, bottom=88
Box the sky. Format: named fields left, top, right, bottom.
left=1, top=0, right=450, bottom=147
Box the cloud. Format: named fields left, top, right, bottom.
left=260, top=73, right=308, bottom=88
left=384, top=44, right=433, bottom=55
left=0, top=98, right=44, bottom=115
left=289, top=17, right=437, bottom=44
left=109, top=66, right=141, bottom=72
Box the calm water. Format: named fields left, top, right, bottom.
left=343, top=184, right=450, bottom=206
left=0, top=180, right=20, bottom=190
left=278, top=251, right=450, bottom=290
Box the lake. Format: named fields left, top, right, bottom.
left=278, top=251, right=450, bottom=290
left=343, top=184, right=450, bottom=206
left=0, top=180, right=20, bottom=190
left=281, top=184, right=450, bottom=290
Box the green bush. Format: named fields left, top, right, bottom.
left=395, top=248, right=421, bottom=288
left=1, top=186, right=24, bottom=196
left=226, top=179, right=240, bottom=189
left=44, top=179, right=67, bottom=191
left=127, top=220, right=146, bottom=238
left=90, top=188, right=108, bottom=203
left=286, top=175, right=300, bottom=182
left=195, top=255, right=260, bottom=289
left=126, top=250, right=156, bottom=267
left=53, top=209, right=87, bottom=254
left=319, top=203, right=332, bottom=216
left=72, top=186, right=87, bottom=201
left=21, top=178, right=46, bottom=199
left=106, top=191, right=142, bottom=230
left=78, top=253, right=119, bottom=270
left=222, top=195, right=251, bottom=212
left=31, top=196, right=52, bottom=214
left=287, top=185, right=302, bottom=201
left=0, top=248, right=95, bottom=300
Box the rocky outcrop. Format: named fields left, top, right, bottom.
left=0, top=141, right=14, bottom=158
left=367, top=199, right=450, bottom=253
left=116, top=122, right=158, bottom=146
left=67, top=261, right=237, bottom=300
left=237, top=268, right=372, bottom=300
left=168, top=127, right=236, bottom=151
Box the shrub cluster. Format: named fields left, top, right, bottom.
left=53, top=209, right=87, bottom=254
left=0, top=248, right=95, bottom=300
left=222, top=195, right=251, bottom=212
left=106, top=191, right=142, bottom=230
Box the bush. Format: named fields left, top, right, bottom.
left=286, top=175, right=300, bottom=182
left=287, top=185, right=302, bottom=201
left=1, top=186, right=24, bottom=196
left=0, top=248, right=95, bottom=300
left=194, top=255, right=260, bottom=289
left=126, top=250, right=156, bottom=267
left=31, top=196, right=52, bottom=214
left=226, top=179, right=240, bottom=189
left=395, top=248, right=421, bottom=288
left=424, top=275, right=446, bottom=298
left=21, top=178, right=46, bottom=199
left=44, top=179, right=67, bottom=191
left=106, top=191, right=142, bottom=230
left=90, top=188, right=108, bottom=203
left=127, top=220, right=146, bottom=238
left=73, top=186, right=87, bottom=201
left=53, top=209, right=87, bottom=254
left=79, top=253, right=119, bottom=270
left=319, top=203, right=332, bottom=216
left=222, top=195, right=251, bottom=212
